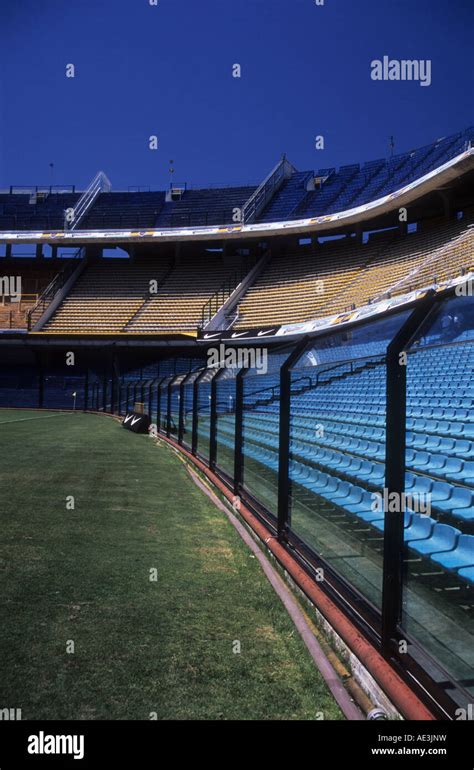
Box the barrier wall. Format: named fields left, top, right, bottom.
left=0, top=288, right=472, bottom=717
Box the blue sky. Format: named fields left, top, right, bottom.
left=0, top=0, right=472, bottom=191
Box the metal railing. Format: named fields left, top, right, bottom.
left=0, top=185, right=76, bottom=195
left=159, top=209, right=238, bottom=229
left=1, top=282, right=471, bottom=717
left=0, top=208, right=242, bottom=232
left=374, top=228, right=474, bottom=302
left=1, top=292, right=38, bottom=308
left=27, top=249, right=83, bottom=330
left=198, top=265, right=252, bottom=329
left=66, top=171, right=111, bottom=231
left=242, top=364, right=371, bottom=411
left=241, top=156, right=296, bottom=224
left=285, top=170, right=316, bottom=219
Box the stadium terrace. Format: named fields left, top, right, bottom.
left=1, top=126, right=473, bottom=723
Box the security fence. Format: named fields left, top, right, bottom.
left=0, top=286, right=472, bottom=717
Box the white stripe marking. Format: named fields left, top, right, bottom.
left=0, top=412, right=70, bottom=426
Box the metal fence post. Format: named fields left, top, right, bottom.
left=381, top=291, right=436, bottom=653
left=192, top=369, right=208, bottom=456
left=117, top=380, right=122, bottom=415
left=166, top=379, right=173, bottom=438
left=177, top=374, right=188, bottom=445
left=277, top=338, right=309, bottom=542
left=233, top=369, right=245, bottom=496
left=37, top=354, right=44, bottom=409
left=209, top=368, right=222, bottom=469
left=148, top=379, right=155, bottom=424
left=156, top=379, right=163, bottom=431
left=125, top=383, right=130, bottom=413
left=84, top=369, right=89, bottom=412
left=101, top=369, right=106, bottom=412
left=192, top=376, right=199, bottom=455
left=110, top=377, right=115, bottom=414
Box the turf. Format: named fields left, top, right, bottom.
left=0, top=409, right=343, bottom=720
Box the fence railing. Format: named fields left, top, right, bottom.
left=241, top=156, right=296, bottom=224
left=66, top=171, right=111, bottom=231
left=0, top=185, right=76, bottom=195
left=198, top=265, right=253, bottom=330
left=1, top=283, right=471, bottom=717
left=0, top=208, right=248, bottom=232
left=27, top=249, right=83, bottom=330
left=373, top=229, right=474, bottom=303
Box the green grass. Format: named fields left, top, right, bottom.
left=0, top=409, right=343, bottom=720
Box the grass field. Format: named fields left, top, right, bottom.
left=0, top=409, right=343, bottom=720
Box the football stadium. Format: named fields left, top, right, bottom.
left=0, top=0, right=473, bottom=754
left=1, top=124, right=473, bottom=725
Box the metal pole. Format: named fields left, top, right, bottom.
left=156, top=377, right=168, bottom=433
left=117, top=380, right=122, bottom=416
left=192, top=368, right=208, bottom=456
left=84, top=369, right=89, bottom=412
left=233, top=369, right=245, bottom=496
left=37, top=353, right=44, bottom=409
left=102, top=367, right=107, bottom=412
left=166, top=378, right=174, bottom=438
left=146, top=379, right=153, bottom=423
left=209, top=368, right=221, bottom=470
left=381, top=292, right=436, bottom=652
left=277, top=338, right=309, bottom=542
left=179, top=372, right=194, bottom=446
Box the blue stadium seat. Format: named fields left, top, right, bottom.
left=404, top=516, right=434, bottom=543
left=458, top=566, right=474, bottom=585
left=409, top=523, right=460, bottom=557
left=431, top=535, right=474, bottom=571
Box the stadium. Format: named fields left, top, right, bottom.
left=1, top=3, right=474, bottom=757
left=1, top=122, right=473, bottom=727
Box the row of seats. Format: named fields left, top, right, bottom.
left=5, top=220, right=473, bottom=336
left=212, top=425, right=474, bottom=584
left=82, top=192, right=166, bottom=230
left=210, top=342, right=473, bottom=586
left=127, top=256, right=242, bottom=333
left=291, top=128, right=473, bottom=219
left=237, top=415, right=474, bottom=522
left=155, top=186, right=255, bottom=229
left=0, top=264, right=59, bottom=329
left=234, top=213, right=474, bottom=328
left=0, top=192, right=80, bottom=231
left=321, top=218, right=473, bottom=314
left=43, top=258, right=171, bottom=333
left=0, top=128, right=471, bottom=233
left=43, top=255, right=244, bottom=334
left=258, top=171, right=314, bottom=222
